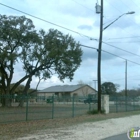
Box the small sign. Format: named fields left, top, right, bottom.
left=127, top=127, right=140, bottom=139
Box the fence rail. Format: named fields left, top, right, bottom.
left=109, top=95, right=140, bottom=113
left=0, top=95, right=140, bottom=123
left=0, top=95, right=97, bottom=123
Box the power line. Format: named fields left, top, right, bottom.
left=104, top=78, right=125, bottom=81
left=90, top=38, right=140, bottom=58
left=119, top=0, right=133, bottom=11
left=107, top=36, right=140, bottom=40
left=102, top=41, right=140, bottom=58
left=80, top=44, right=97, bottom=50
left=102, top=49, right=140, bottom=66
left=72, top=0, right=107, bottom=28
left=0, top=3, right=97, bottom=42
left=1, top=2, right=140, bottom=61
left=80, top=44, right=140, bottom=66
left=101, top=49, right=125, bottom=60
left=103, top=76, right=140, bottom=82
left=105, top=41, right=140, bottom=43
left=71, top=0, right=94, bottom=12
left=102, top=74, right=140, bottom=81
left=104, top=0, right=123, bottom=14
left=104, top=0, right=136, bottom=38
left=72, top=0, right=140, bottom=43
left=131, top=0, right=140, bottom=11
left=103, top=16, right=120, bottom=25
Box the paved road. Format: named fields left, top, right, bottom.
left=102, top=133, right=140, bottom=140
left=102, top=133, right=128, bottom=140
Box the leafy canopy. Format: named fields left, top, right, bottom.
left=0, top=14, right=83, bottom=95
left=101, top=82, right=117, bottom=95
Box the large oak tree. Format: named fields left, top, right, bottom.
left=0, top=15, right=82, bottom=106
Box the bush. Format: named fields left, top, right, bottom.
left=87, top=109, right=105, bottom=115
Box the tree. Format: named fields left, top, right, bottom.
left=78, top=80, right=92, bottom=87
left=118, top=89, right=139, bottom=96
left=101, top=82, right=117, bottom=95
left=0, top=15, right=38, bottom=106
left=77, top=80, right=93, bottom=97
left=0, top=15, right=83, bottom=106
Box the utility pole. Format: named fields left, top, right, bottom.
left=95, top=1, right=134, bottom=113
left=97, top=0, right=103, bottom=113
left=125, top=60, right=127, bottom=96
left=125, top=60, right=127, bottom=111
left=93, top=80, right=97, bottom=90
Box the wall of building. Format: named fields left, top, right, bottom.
left=71, top=85, right=96, bottom=97
left=37, top=85, right=96, bottom=99
left=37, top=92, right=54, bottom=101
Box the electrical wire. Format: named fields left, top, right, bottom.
left=106, top=0, right=140, bottom=39
left=80, top=44, right=140, bottom=66
left=0, top=3, right=98, bottom=42
left=71, top=0, right=111, bottom=25
left=2, top=1, right=138, bottom=58
left=72, top=0, right=106, bottom=27
left=0, top=3, right=140, bottom=87
left=72, top=0, right=140, bottom=41
left=104, top=0, right=123, bottom=14
left=104, top=78, right=125, bottom=81
left=90, top=38, right=140, bottom=58
left=104, top=0, right=136, bottom=38
left=102, top=41, right=140, bottom=58
left=103, top=16, right=120, bottom=25
left=105, top=41, right=140, bottom=43
left=102, top=73, right=140, bottom=82
left=106, top=36, right=140, bottom=40
left=79, top=44, right=97, bottom=50
left=119, top=0, right=133, bottom=11
left=1, top=1, right=140, bottom=90
left=71, top=0, right=95, bottom=12
left=102, top=49, right=140, bottom=66
left=1, top=2, right=140, bottom=65
left=131, top=0, right=140, bottom=11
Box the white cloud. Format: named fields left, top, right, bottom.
left=0, top=0, right=140, bottom=90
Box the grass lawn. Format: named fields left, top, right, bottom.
left=0, top=111, right=140, bottom=140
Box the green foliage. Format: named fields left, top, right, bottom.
left=10, top=84, right=36, bottom=96
left=118, top=89, right=140, bottom=96
left=0, top=14, right=83, bottom=103
left=101, top=82, right=117, bottom=95
left=21, top=28, right=82, bottom=81
left=0, top=15, right=38, bottom=95
left=87, top=109, right=105, bottom=115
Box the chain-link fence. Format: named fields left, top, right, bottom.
left=1, top=94, right=139, bottom=123
left=109, top=95, right=140, bottom=113
left=0, top=95, right=98, bottom=123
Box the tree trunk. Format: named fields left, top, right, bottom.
left=1, top=97, right=6, bottom=107
left=1, top=94, right=12, bottom=107
left=5, top=98, right=12, bottom=107
left=18, top=99, right=24, bottom=107
left=18, top=76, right=32, bottom=107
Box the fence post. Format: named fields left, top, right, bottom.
left=133, top=96, right=135, bottom=111
left=89, top=102, right=91, bottom=111
left=115, top=95, right=118, bottom=113
left=101, top=95, right=109, bottom=114
left=125, top=96, right=127, bottom=112
left=72, top=95, right=74, bottom=117
left=52, top=95, right=54, bottom=119
left=26, top=95, right=29, bottom=121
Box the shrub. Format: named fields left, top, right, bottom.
left=87, top=109, right=105, bottom=115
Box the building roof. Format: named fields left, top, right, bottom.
left=38, top=84, right=95, bottom=93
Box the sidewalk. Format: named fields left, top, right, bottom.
left=17, top=114, right=140, bottom=140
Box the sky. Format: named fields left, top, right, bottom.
left=0, top=0, right=140, bottom=91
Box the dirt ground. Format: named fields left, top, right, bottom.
left=1, top=111, right=140, bottom=140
